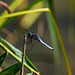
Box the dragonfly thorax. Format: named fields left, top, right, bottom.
left=28, top=32, right=33, bottom=37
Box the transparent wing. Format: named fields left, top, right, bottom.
left=26, top=38, right=38, bottom=51
left=14, top=25, right=29, bottom=39
left=38, top=38, right=54, bottom=50
left=13, top=25, right=38, bottom=51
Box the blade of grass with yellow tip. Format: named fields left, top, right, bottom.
left=45, top=0, right=60, bottom=74
left=0, top=0, right=44, bottom=30
left=45, top=1, right=72, bottom=74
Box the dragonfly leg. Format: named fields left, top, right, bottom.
left=29, top=42, right=37, bottom=51
left=26, top=37, right=32, bottom=44
left=26, top=40, right=32, bottom=44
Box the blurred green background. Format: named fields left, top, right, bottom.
left=0, top=0, right=75, bottom=75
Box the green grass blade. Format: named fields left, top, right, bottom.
left=45, top=0, right=60, bottom=74
left=46, top=8, right=72, bottom=75
left=68, top=0, right=75, bottom=44
left=0, top=63, right=21, bottom=75
left=45, top=0, right=54, bottom=14
left=0, top=8, right=48, bottom=19
left=0, top=37, right=39, bottom=74
left=26, top=73, right=33, bottom=75
left=0, top=52, right=7, bottom=67
left=46, top=12, right=60, bottom=71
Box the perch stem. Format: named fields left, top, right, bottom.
left=20, top=34, right=27, bottom=75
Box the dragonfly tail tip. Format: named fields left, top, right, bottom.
left=51, top=48, right=54, bottom=50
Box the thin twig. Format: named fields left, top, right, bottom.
left=0, top=1, right=11, bottom=14
left=20, top=34, right=27, bottom=75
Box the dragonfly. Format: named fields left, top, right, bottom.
left=14, top=26, right=54, bottom=50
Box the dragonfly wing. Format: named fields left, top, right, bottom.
left=14, top=25, right=30, bottom=39
left=12, top=25, right=38, bottom=51
left=26, top=38, right=38, bottom=51
left=14, top=25, right=28, bottom=34
left=39, top=38, right=54, bottom=50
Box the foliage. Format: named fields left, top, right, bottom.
left=0, top=0, right=72, bottom=75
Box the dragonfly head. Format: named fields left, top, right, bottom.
left=28, top=32, right=32, bottom=37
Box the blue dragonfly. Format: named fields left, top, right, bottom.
left=14, top=26, right=54, bottom=50
left=27, top=32, right=54, bottom=50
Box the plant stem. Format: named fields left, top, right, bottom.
left=0, top=1, right=11, bottom=14
left=0, top=8, right=49, bottom=19
left=20, top=34, right=27, bottom=75
left=47, top=9, right=72, bottom=75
